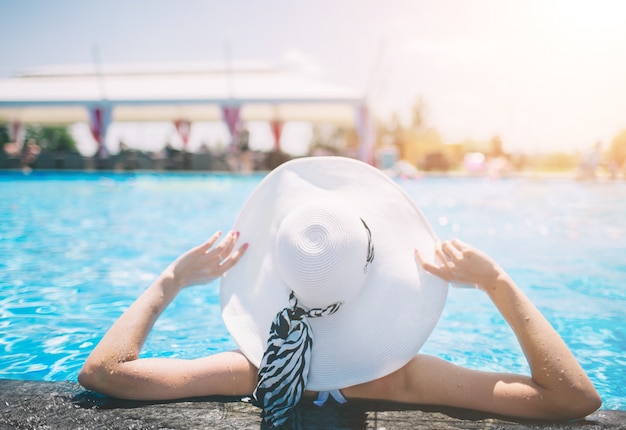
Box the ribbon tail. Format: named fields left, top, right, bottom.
left=313, top=389, right=347, bottom=407
left=329, top=389, right=347, bottom=404
left=313, top=391, right=329, bottom=407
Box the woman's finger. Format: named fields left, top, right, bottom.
left=215, top=231, right=239, bottom=259
left=415, top=248, right=439, bottom=273
left=435, top=247, right=450, bottom=267
left=451, top=239, right=466, bottom=252
left=220, top=243, right=249, bottom=271
left=416, top=248, right=453, bottom=281
left=414, top=247, right=426, bottom=265
left=199, top=231, right=223, bottom=253
left=441, top=241, right=462, bottom=260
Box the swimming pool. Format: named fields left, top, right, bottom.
left=1, top=170, right=624, bottom=410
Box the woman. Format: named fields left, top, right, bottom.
left=79, top=158, right=600, bottom=426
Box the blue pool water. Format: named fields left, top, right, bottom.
left=1, top=170, right=624, bottom=410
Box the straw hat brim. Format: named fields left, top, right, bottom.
left=220, top=156, right=448, bottom=391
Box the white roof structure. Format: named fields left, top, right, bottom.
left=0, top=62, right=365, bottom=125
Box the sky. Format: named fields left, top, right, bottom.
left=1, top=0, right=626, bottom=155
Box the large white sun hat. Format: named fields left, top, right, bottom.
left=220, top=156, right=448, bottom=393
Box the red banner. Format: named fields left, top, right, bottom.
left=174, top=119, right=191, bottom=150
left=89, top=105, right=112, bottom=158
left=270, top=119, right=283, bottom=151
left=221, top=105, right=241, bottom=150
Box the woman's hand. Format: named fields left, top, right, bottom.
left=412, top=238, right=601, bottom=419
left=167, top=231, right=248, bottom=290
left=79, top=230, right=251, bottom=398
left=415, top=239, right=502, bottom=290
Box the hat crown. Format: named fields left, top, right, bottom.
left=274, top=202, right=370, bottom=309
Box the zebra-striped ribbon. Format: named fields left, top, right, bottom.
left=253, top=292, right=342, bottom=427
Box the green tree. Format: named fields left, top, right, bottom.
left=25, top=125, right=77, bottom=152
left=0, top=124, right=9, bottom=146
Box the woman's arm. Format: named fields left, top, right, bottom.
left=78, top=231, right=258, bottom=400
left=345, top=240, right=601, bottom=421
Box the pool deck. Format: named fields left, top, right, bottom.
left=1, top=379, right=624, bottom=429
